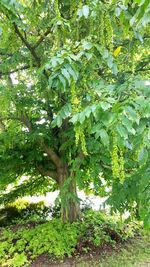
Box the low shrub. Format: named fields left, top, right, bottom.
left=0, top=200, right=50, bottom=226
left=78, top=210, right=141, bottom=248
left=0, top=219, right=80, bottom=266
left=0, top=210, right=141, bottom=267
left=0, top=198, right=96, bottom=227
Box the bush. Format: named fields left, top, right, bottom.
left=0, top=198, right=93, bottom=227
left=0, top=210, right=141, bottom=267
left=0, top=199, right=50, bottom=226
left=0, top=219, right=80, bottom=266
left=79, top=210, right=140, bottom=247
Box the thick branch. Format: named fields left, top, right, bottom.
left=13, top=22, right=41, bottom=66
left=20, top=112, right=33, bottom=132
left=19, top=113, right=62, bottom=169
left=42, top=143, right=63, bottom=169
left=18, top=108, right=62, bottom=169
left=36, top=164, right=58, bottom=181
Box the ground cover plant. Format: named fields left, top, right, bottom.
left=0, top=210, right=141, bottom=267
left=73, top=233, right=150, bottom=267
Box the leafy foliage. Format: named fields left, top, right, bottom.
left=0, top=211, right=140, bottom=267
left=0, top=199, right=51, bottom=226
left=0, top=0, right=149, bottom=223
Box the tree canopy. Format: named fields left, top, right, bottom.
left=0, top=0, right=150, bottom=224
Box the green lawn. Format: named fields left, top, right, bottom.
left=77, top=233, right=150, bottom=267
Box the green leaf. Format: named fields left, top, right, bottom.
left=107, top=56, right=113, bottom=68
left=138, top=147, right=148, bottom=165
left=84, top=106, right=92, bottom=118
left=48, top=76, right=53, bottom=88
left=70, top=114, right=79, bottom=124
left=58, top=74, right=67, bottom=89
left=51, top=57, right=58, bottom=68
left=97, top=129, right=109, bottom=147
left=79, top=112, right=86, bottom=123
left=116, top=124, right=128, bottom=139
left=122, top=116, right=136, bottom=135
left=56, top=116, right=62, bottom=127
left=101, top=112, right=116, bottom=127
left=112, top=64, right=118, bottom=75
left=61, top=69, right=71, bottom=85
left=100, top=102, right=111, bottom=111
left=63, top=103, right=72, bottom=116
left=143, top=214, right=150, bottom=229
left=91, top=123, right=101, bottom=134
left=65, top=64, right=78, bottom=81
left=125, top=107, right=139, bottom=124
left=82, top=41, right=93, bottom=50
left=51, top=104, right=71, bottom=127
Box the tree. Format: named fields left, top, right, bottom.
left=0, top=0, right=150, bottom=223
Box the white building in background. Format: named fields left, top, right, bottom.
left=23, top=190, right=108, bottom=211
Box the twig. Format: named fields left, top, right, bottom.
left=0, top=65, right=34, bottom=77
left=33, top=27, right=52, bottom=49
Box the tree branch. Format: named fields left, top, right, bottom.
left=33, top=27, right=52, bottom=49
left=36, top=164, right=58, bottom=181
left=42, top=142, right=63, bottom=169
left=0, top=119, right=6, bottom=131
left=101, top=163, right=112, bottom=170
left=136, top=67, right=150, bottom=72
left=0, top=65, right=33, bottom=77
left=13, top=22, right=41, bottom=66
left=20, top=112, right=33, bottom=132
left=0, top=52, right=13, bottom=57
left=19, top=113, right=63, bottom=169
left=5, top=65, right=62, bottom=172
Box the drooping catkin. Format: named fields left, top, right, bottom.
left=71, top=80, right=87, bottom=155
left=99, top=11, right=105, bottom=47
left=111, top=134, right=125, bottom=183
left=104, top=11, right=113, bottom=52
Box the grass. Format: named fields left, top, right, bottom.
left=77, top=232, right=150, bottom=267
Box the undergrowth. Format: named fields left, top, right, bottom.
left=0, top=210, right=141, bottom=267
left=0, top=199, right=60, bottom=227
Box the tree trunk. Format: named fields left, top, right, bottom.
left=67, top=177, right=81, bottom=223
left=58, top=167, right=81, bottom=223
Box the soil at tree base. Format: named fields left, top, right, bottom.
left=30, top=236, right=150, bottom=267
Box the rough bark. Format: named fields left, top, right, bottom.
left=58, top=166, right=81, bottom=223
left=67, top=177, right=81, bottom=223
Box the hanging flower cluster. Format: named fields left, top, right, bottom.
left=71, top=80, right=88, bottom=155
left=111, top=134, right=125, bottom=184
left=99, top=3, right=113, bottom=51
